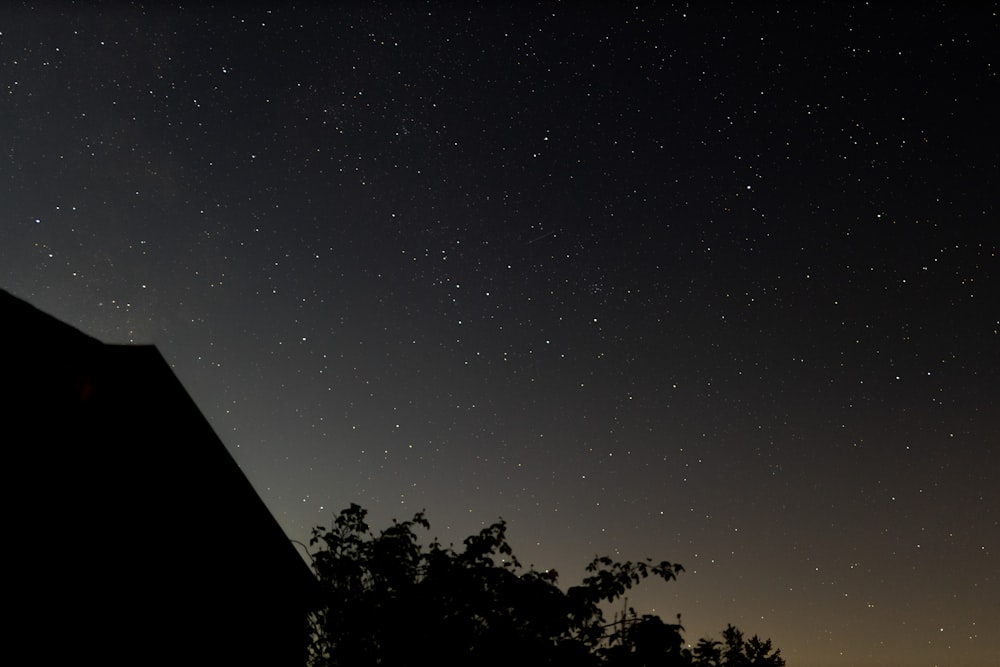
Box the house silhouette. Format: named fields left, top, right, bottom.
left=2, top=289, right=317, bottom=663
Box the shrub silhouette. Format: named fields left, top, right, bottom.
left=306, top=504, right=784, bottom=666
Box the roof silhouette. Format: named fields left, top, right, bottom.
left=2, top=289, right=317, bottom=664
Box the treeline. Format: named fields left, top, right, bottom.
left=305, top=504, right=785, bottom=667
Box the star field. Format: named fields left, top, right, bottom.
left=3, top=3, right=998, bottom=665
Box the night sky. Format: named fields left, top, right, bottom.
left=4, top=3, right=998, bottom=665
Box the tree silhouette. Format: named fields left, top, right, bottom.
left=306, top=504, right=785, bottom=667
left=688, top=626, right=786, bottom=666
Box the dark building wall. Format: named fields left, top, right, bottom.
left=3, top=290, right=316, bottom=664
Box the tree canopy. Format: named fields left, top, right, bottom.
left=306, top=504, right=785, bottom=667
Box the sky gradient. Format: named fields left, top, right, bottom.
left=3, top=3, right=997, bottom=665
